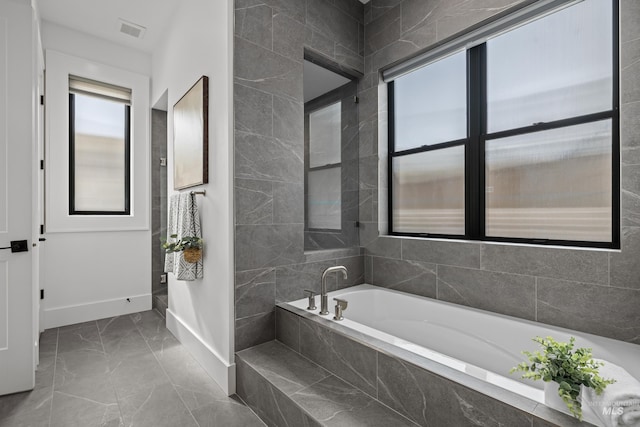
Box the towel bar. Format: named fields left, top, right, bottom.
left=190, top=190, right=206, bottom=196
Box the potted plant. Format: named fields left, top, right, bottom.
left=510, top=336, right=615, bottom=420
left=161, top=234, right=203, bottom=263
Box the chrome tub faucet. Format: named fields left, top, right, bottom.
left=320, top=266, right=347, bottom=315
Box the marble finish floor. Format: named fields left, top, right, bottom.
left=0, top=310, right=265, bottom=427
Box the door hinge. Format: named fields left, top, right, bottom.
left=40, top=289, right=44, bottom=300
left=40, top=95, right=44, bottom=105
left=40, top=160, right=44, bottom=170
left=353, top=96, right=359, bottom=104
left=40, top=224, right=44, bottom=235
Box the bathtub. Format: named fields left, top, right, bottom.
left=287, top=284, right=640, bottom=407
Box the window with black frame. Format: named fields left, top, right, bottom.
left=69, top=76, right=131, bottom=215
left=388, top=0, right=618, bottom=248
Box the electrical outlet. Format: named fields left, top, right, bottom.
left=160, top=273, right=168, bottom=284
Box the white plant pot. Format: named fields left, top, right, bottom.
left=544, top=382, right=573, bottom=416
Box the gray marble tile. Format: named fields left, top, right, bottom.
left=365, top=255, right=373, bottom=283
left=190, top=397, right=266, bottom=427
left=370, top=0, right=402, bottom=21
left=235, top=311, right=276, bottom=351
left=54, top=349, right=110, bottom=386
left=130, top=310, right=172, bottom=351
left=0, top=386, right=53, bottom=422
left=54, top=370, right=118, bottom=406
left=334, top=0, right=364, bottom=24
left=334, top=44, right=364, bottom=75
left=276, top=306, right=300, bottom=352
left=235, top=131, right=303, bottom=183
left=622, top=46, right=640, bottom=104
left=305, top=28, right=337, bottom=61
left=359, top=221, right=380, bottom=248
left=273, top=12, right=305, bottom=62
left=273, top=181, right=304, bottom=224
left=400, top=0, right=440, bottom=34
left=610, top=227, right=640, bottom=290
left=299, top=318, right=378, bottom=397
left=108, top=352, right=169, bottom=400
left=235, top=3, right=273, bottom=50
left=273, top=95, right=303, bottom=143
left=275, top=260, right=335, bottom=303
left=56, top=322, right=102, bottom=355
left=403, top=238, right=481, bottom=269
left=237, top=341, right=330, bottom=395
left=365, top=4, right=400, bottom=55
left=236, top=268, right=276, bottom=319
left=532, top=403, right=590, bottom=427
left=621, top=0, right=640, bottom=43
left=0, top=401, right=52, bottom=427
left=236, top=357, right=316, bottom=427
left=235, top=36, right=303, bottom=101
left=118, top=382, right=197, bottom=427
left=50, top=391, right=121, bottom=427
left=234, top=83, right=273, bottom=136
left=291, top=375, right=417, bottom=427
left=364, top=236, right=401, bottom=259
left=537, top=278, right=640, bottom=343
left=335, top=255, right=364, bottom=288
left=377, top=353, right=533, bottom=427
left=481, top=244, right=609, bottom=285
left=359, top=189, right=374, bottom=222
left=437, top=265, right=536, bottom=320
left=153, top=344, right=228, bottom=411
left=235, top=179, right=274, bottom=225
left=306, top=0, right=360, bottom=54
left=371, top=257, right=437, bottom=298
left=261, top=0, right=306, bottom=24
left=621, top=187, right=640, bottom=227
left=435, top=0, right=524, bottom=42
left=372, top=38, right=421, bottom=70
left=235, top=224, right=304, bottom=271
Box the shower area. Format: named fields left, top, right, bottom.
left=151, top=108, right=168, bottom=316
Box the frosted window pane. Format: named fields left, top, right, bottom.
left=73, top=93, right=127, bottom=212
left=308, top=167, right=341, bottom=229
left=392, top=146, right=465, bottom=235
left=309, top=102, right=341, bottom=167
left=486, top=121, right=612, bottom=242
left=487, top=0, right=612, bottom=132
left=394, top=51, right=467, bottom=151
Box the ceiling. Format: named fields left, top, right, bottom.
left=304, top=61, right=351, bottom=103
left=35, top=0, right=180, bottom=53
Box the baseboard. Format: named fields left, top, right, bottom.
left=44, top=294, right=151, bottom=329
left=166, top=309, right=235, bottom=395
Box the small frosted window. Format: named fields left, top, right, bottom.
left=487, top=0, right=612, bottom=133
left=309, top=102, right=341, bottom=167
left=486, top=120, right=612, bottom=242
left=392, top=146, right=465, bottom=235
left=71, top=93, right=128, bottom=213
left=308, top=167, right=341, bottom=230
left=394, top=51, right=466, bottom=151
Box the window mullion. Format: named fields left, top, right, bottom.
left=466, top=44, right=486, bottom=239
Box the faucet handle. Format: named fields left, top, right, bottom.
left=304, top=289, right=317, bottom=310
left=333, top=298, right=348, bottom=321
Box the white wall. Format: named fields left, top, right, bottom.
left=151, top=0, right=235, bottom=394
left=41, top=25, right=152, bottom=328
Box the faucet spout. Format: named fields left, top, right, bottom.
left=319, top=266, right=348, bottom=315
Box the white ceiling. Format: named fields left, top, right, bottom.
left=35, top=0, right=180, bottom=53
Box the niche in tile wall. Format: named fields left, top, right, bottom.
left=303, top=57, right=360, bottom=251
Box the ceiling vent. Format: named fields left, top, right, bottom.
left=118, top=19, right=146, bottom=39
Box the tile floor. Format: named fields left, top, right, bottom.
left=0, top=310, right=265, bottom=427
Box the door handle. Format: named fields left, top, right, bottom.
left=0, top=240, right=28, bottom=252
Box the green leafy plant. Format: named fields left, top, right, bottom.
left=510, top=336, right=615, bottom=420
left=160, top=234, right=203, bottom=253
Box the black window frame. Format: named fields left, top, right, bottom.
left=388, top=0, right=620, bottom=249
left=69, top=92, right=132, bottom=216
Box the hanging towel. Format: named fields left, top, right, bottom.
left=164, top=192, right=203, bottom=281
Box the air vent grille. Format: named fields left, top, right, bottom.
left=118, top=19, right=146, bottom=39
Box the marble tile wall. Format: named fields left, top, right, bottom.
left=359, top=0, right=640, bottom=344
left=233, top=0, right=366, bottom=351
left=151, top=109, right=168, bottom=306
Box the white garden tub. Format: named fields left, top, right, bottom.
left=288, top=284, right=640, bottom=406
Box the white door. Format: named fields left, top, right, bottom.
left=0, top=0, right=36, bottom=395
